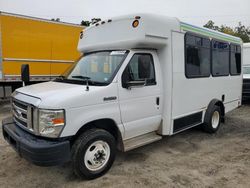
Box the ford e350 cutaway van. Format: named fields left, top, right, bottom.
left=2, top=14, right=242, bottom=179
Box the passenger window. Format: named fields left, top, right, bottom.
left=212, top=40, right=230, bottom=76
left=123, top=54, right=156, bottom=85
left=185, top=33, right=211, bottom=78
left=230, top=44, right=241, bottom=75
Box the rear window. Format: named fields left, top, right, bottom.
left=230, top=44, right=241, bottom=75
left=243, top=67, right=250, bottom=74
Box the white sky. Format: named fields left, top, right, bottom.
left=0, top=0, right=250, bottom=27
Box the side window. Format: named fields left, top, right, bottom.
left=230, top=44, right=241, bottom=75
left=185, top=33, right=211, bottom=78
left=123, top=53, right=156, bottom=85
left=212, top=40, right=230, bottom=76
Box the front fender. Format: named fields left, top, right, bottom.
left=60, top=102, right=124, bottom=138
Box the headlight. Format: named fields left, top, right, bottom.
left=38, top=109, right=65, bottom=138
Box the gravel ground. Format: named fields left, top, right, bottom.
left=0, top=101, right=250, bottom=188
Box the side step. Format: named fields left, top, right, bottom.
left=124, top=132, right=162, bottom=152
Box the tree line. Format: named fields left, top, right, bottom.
left=50, top=18, right=101, bottom=26
left=204, top=20, right=250, bottom=42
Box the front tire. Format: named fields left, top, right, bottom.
left=202, top=105, right=222, bottom=133
left=72, top=129, right=116, bottom=179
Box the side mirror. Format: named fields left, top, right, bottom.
left=124, top=80, right=146, bottom=89
left=21, top=64, right=30, bottom=86
left=122, top=67, right=147, bottom=89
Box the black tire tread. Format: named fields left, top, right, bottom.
left=71, top=128, right=116, bottom=179
left=202, top=105, right=221, bottom=133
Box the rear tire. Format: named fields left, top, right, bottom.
left=202, top=105, right=221, bottom=133
left=71, top=128, right=116, bottom=179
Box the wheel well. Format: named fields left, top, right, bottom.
left=215, top=101, right=225, bottom=118
left=72, top=119, right=124, bottom=151
left=206, top=99, right=225, bottom=123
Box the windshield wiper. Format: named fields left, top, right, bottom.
left=71, top=75, right=91, bottom=80
left=71, top=75, right=106, bottom=85
left=72, top=75, right=91, bottom=91
left=55, top=75, right=66, bottom=81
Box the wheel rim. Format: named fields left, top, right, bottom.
left=211, top=111, right=220, bottom=129
left=84, top=140, right=110, bottom=172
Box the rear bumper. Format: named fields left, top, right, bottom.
left=2, top=117, right=71, bottom=166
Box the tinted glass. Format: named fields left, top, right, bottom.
left=243, top=67, right=250, bottom=74
left=202, top=38, right=210, bottom=48
left=125, top=54, right=156, bottom=85
left=212, top=40, right=229, bottom=76
left=185, top=34, right=211, bottom=78
left=186, top=35, right=196, bottom=45
left=230, top=44, right=241, bottom=75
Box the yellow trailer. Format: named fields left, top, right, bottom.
left=0, top=12, right=84, bottom=98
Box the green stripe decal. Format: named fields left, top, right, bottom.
left=180, top=23, right=241, bottom=44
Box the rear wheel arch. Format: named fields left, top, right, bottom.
left=202, top=99, right=224, bottom=133
left=72, top=119, right=124, bottom=151
left=205, top=99, right=225, bottom=122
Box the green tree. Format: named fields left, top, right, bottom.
left=204, top=20, right=220, bottom=31
left=81, top=20, right=91, bottom=26
left=91, top=18, right=101, bottom=24
left=234, top=22, right=250, bottom=42
left=220, top=25, right=235, bottom=36
left=51, top=18, right=60, bottom=22
left=204, top=20, right=250, bottom=42
left=80, top=18, right=102, bottom=27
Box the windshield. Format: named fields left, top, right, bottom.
left=58, top=50, right=128, bottom=85
left=243, top=67, right=250, bottom=74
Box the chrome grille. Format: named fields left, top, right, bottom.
left=12, top=99, right=33, bottom=131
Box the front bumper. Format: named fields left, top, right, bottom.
left=2, top=117, right=71, bottom=166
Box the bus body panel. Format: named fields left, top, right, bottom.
left=171, top=31, right=242, bottom=134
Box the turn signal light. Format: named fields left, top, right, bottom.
left=52, top=118, right=65, bottom=126
left=132, top=20, right=139, bottom=28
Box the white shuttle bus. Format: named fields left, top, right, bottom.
left=2, top=14, right=242, bottom=179
left=243, top=43, right=250, bottom=99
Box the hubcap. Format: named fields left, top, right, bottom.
left=84, top=140, right=110, bottom=171
left=211, top=111, right=220, bottom=129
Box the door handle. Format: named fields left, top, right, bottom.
left=156, top=97, right=160, bottom=105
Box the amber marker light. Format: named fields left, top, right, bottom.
left=132, top=20, right=139, bottom=28
left=52, top=118, right=65, bottom=126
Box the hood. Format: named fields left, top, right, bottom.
left=16, top=81, right=117, bottom=109
left=17, top=81, right=83, bottom=98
